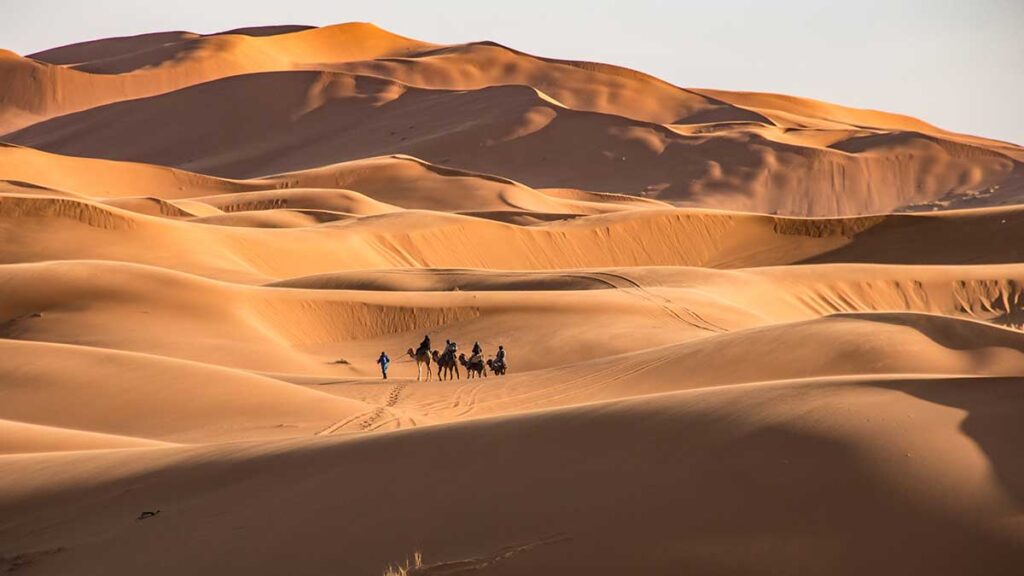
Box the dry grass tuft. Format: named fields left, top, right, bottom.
left=382, top=551, right=423, bottom=576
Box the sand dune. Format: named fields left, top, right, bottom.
left=0, top=23, right=433, bottom=133
left=0, top=142, right=255, bottom=200
left=315, top=312, right=1024, bottom=430
left=28, top=31, right=201, bottom=66
left=3, top=22, right=1020, bottom=216
left=8, top=69, right=1021, bottom=216
left=2, top=375, right=1022, bottom=575
left=1, top=21, right=1022, bottom=576
left=2, top=258, right=1021, bottom=380
left=695, top=88, right=1024, bottom=157
left=0, top=144, right=646, bottom=218
left=0, top=419, right=174, bottom=455
left=331, top=41, right=768, bottom=126
left=5, top=194, right=1024, bottom=288
left=0, top=339, right=369, bottom=443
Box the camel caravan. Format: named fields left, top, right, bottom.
left=403, top=335, right=508, bottom=381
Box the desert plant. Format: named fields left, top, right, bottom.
left=382, top=551, right=423, bottom=576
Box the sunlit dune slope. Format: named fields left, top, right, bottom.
left=3, top=194, right=1024, bottom=286
left=0, top=144, right=652, bottom=217
left=0, top=418, right=175, bottom=455
left=0, top=339, right=369, bottom=443
left=2, top=259, right=1021, bottom=381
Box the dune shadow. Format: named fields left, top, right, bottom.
left=876, top=376, right=1024, bottom=508
left=829, top=311, right=1024, bottom=353
left=4, top=389, right=1022, bottom=574
left=798, top=209, right=1024, bottom=266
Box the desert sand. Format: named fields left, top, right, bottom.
left=0, top=23, right=1022, bottom=575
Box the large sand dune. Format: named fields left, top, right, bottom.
left=4, top=23, right=1023, bottom=215
left=0, top=22, right=1021, bottom=575
left=7, top=69, right=1022, bottom=215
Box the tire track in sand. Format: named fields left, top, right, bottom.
left=589, top=271, right=726, bottom=332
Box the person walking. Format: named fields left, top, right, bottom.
left=376, top=351, right=391, bottom=380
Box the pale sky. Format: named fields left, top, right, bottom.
left=3, top=0, right=1021, bottom=144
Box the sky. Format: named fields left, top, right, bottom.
left=3, top=0, right=1021, bottom=144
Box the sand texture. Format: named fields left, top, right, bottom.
left=1, top=23, right=1022, bottom=575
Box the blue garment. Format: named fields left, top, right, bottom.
left=377, top=354, right=390, bottom=371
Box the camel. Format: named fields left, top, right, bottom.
left=459, top=353, right=487, bottom=379
left=405, top=348, right=432, bottom=381
left=431, top=349, right=460, bottom=381
left=486, top=358, right=507, bottom=376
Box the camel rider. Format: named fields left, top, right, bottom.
left=417, top=335, right=431, bottom=356
left=471, top=341, right=483, bottom=363
left=446, top=339, right=458, bottom=361
left=495, top=345, right=506, bottom=369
